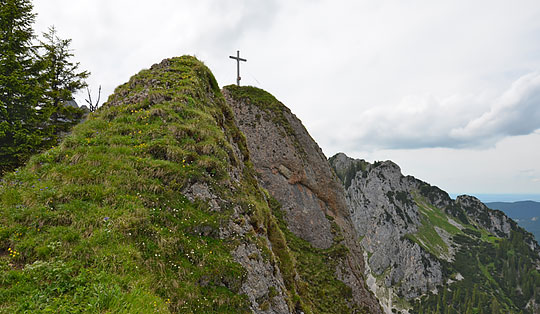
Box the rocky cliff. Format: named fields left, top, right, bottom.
left=330, top=153, right=540, bottom=313
left=223, top=85, right=381, bottom=313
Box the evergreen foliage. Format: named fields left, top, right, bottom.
left=0, top=0, right=43, bottom=174
left=411, top=229, right=540, bottom=313
left=37, top=26, right=89, bottom=148
left=0, top=0, right=88, bottom=176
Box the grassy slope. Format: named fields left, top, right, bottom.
left=0, top=56, right=276, bottom=313
left=406, top=195, right=462, bottom=259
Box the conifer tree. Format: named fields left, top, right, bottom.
left=37, top=26, right=89, bottom=147
left=490, top=297, right=501, bottom=314
left=0, top=0, right=43, bottom=174
left=465, top=300, right=473, bottom=314
left=0, top=0, right=88, bottom=175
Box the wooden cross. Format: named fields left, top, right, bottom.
left=229, top=50, right=247, bottom=86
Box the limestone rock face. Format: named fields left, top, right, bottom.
left=330, top=152, right=540, bottom=313
left=330, top=153, right=444, bottom=307
left=457, top=195, right=513, bottom=237
left=223, top=90, right=334, bottom=249
left=456, top=195, right=540, bottom=254
left=232, top=242, right=290, bottom=314
left=224, top=86, right=382, bottom=313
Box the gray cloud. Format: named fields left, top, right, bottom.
left=451, top=73, right=540, bottom=140
left=342, top=72, right=540, bottom=150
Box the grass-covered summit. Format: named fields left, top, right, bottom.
left=0, top=56, right=286, bottom=313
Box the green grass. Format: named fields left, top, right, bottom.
left=404, top=194, right=464, bottom=259
left=268, top=197, right=369, bottom=314
left=0, top=56, right=262, bottom=313
left=0, top=55, right=372, bottom=313
left=478, top=228, right=500, bottom=244
left=415, top=195, right=462, bottom=235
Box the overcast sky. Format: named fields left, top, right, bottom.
left=32, top=0, right=540, bottom=197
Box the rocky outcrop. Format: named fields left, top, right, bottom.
left=457, top=195, right=514, bottom=237
left=223, top=87, right=335, bottom=249
left=182, top=182, right=290, bottom=314
left=4, top=55, right=540, bottom=313
left=330, top=152, right=540, bottom=313
left=457, top=195, right=540, bottom=255
left=330, top=153, right=445, bottom=309
left=224, top=85, right=381, bottom=313
left=106, top=57, right=294, bottom=313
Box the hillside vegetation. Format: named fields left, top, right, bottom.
left=487, top=201, right=540, bottom=242
left=0, top=56, right=266, bottom=313
left=0, top=56, right=376, bottom=313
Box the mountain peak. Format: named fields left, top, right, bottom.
left=1, top=56, right=539, bottom=313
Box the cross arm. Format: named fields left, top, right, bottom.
left=229, top=56, right=247, bottom=62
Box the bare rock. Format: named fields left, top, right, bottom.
left=224, top=86, right=382, bottom=313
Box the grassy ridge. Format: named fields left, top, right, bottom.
left=0, top=56, right=259, bottom=313
left=0, top=56, right=372, bottom=314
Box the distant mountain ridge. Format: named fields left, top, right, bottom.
left=450, top=194, right=540, bottom=203
left=486, top=201, right=540, bottom=242
left=330, top=153, right=540, bottom=313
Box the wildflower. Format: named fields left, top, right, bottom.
left=103, top=217, right=110, bottom=222
left=8, top=248, right=20, bottom=258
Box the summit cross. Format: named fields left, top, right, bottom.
left=229, top=50, right=247, bottom=86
